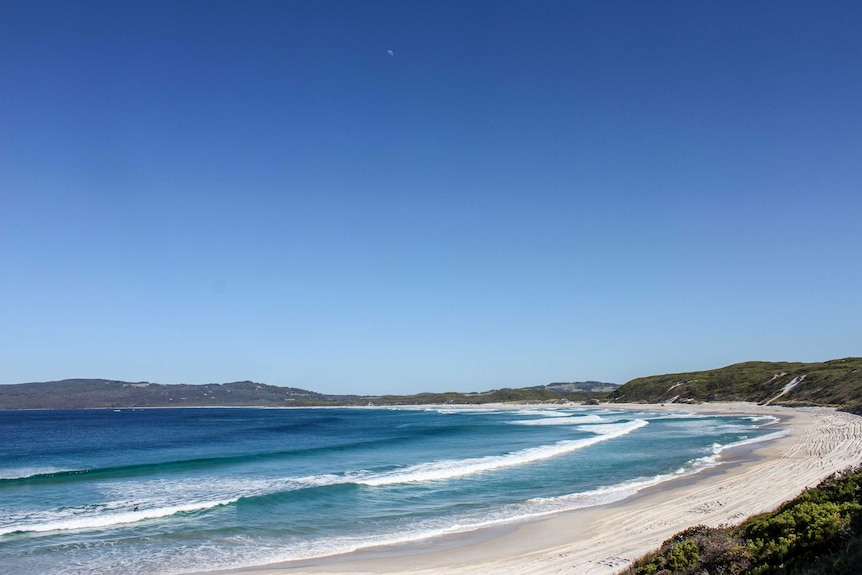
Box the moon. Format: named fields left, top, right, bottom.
left=387, top=49, right=394, bottom=56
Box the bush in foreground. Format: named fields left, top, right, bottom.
left=623, top=466, right=862, bottom=575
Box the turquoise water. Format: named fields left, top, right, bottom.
left=0, top=406, right=784, bottom=574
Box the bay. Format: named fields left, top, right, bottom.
left=0, top=406, right=783, bottom=574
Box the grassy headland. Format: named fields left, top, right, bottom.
left=610, top=357, right=862, bottom=413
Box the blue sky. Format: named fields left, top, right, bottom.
left=2, top=1, right=860, bottom=394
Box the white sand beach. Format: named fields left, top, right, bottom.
left=220, top=403, right=862, bottom=575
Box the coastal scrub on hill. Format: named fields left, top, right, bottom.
left=610, top=357, right=862, bottom=412
left=3, top=358, right=861, bottom=412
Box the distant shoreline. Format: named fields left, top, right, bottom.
left=199, top=403, right=862, bottom=575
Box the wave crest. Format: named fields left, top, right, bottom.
left=357, top=419, right=648, bottom=486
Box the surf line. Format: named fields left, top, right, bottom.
left=357, top=419, right=649, bottom=486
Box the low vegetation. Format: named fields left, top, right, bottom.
left=370, top=386, right=613, bottom=405
left=7, top=358, right=862, bottom=411
left=623, top=466, right=862, bottom=575
left=610, top=357, right=862, bottom=412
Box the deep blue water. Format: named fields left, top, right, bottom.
left=0, top=406, right=784, bottom=574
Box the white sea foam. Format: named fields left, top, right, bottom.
left=745, top=415, right=781, bottom=427
left=0, top=500, right=234, bottom=536
left=0, top=471, right=350, bottom=540
left=426, top=408, right=506, bottom=415
left=512, top=409, right=573, bottom=417
left=357, top=419, right=648, bottom=486
left=639, top=411, right=703, bottom=420
left=577, top=420, right=645, bottom=435
left=525, top=470, right=689, bottom=513
left=97, top=472, right=346, bottom=518
left=0, top=466, right=74, bottom=480
left=716, top=429, right=790, bottom=452
left=509, top=414, right=606, bottom=426
left=28, top=453, right=511, bottom=542
left=520, top=435, right=765, bottom=518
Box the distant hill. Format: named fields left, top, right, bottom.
left=610, top=357, right=862, bottom=412
left=539, top=381, right=620, bottom=394
left=0, top=378, right=617, bottom=409
left=372, top=381, right=620, bottom=406
left=0, top=379, right=339, bottom=409
left=6, top=358, right=862, bottom=410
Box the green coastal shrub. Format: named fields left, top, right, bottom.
left=633, top=527, right=712, bottom=574
left=741, top=470, right=862, bottom=573
left=745, top=501, right=849, bottom=563
left=623, top=466, right=862, bottom=575
left=666, top=540, right=699, bottom=570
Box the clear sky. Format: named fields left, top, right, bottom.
left=1, top=1, right=860, bottom=394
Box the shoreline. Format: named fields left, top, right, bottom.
left=206, top=402, right=862, bottom=575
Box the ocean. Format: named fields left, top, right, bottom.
left=0, top=406, right=785, bottom=574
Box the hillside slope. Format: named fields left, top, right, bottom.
left=610, top=357, right=862, bottom=411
